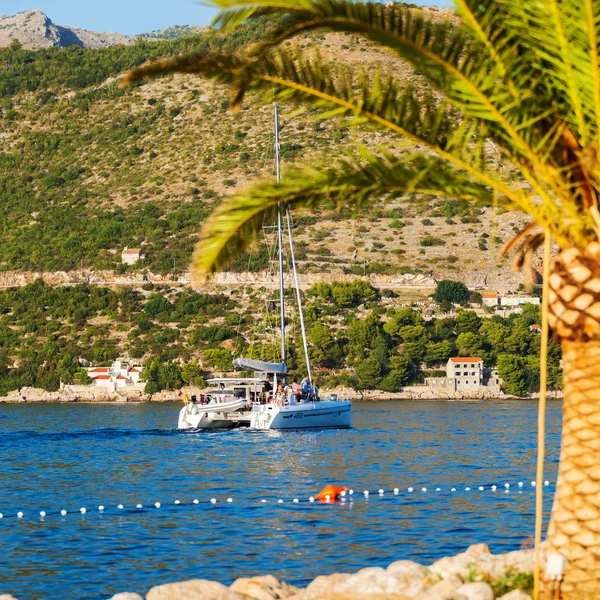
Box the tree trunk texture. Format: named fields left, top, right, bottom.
left=543, top=244, right=600, bottom=598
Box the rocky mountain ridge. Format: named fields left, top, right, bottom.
left=0, top=10, right=135, bottom=49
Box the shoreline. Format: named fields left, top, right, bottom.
left=0, top=385, right=563, bottom=404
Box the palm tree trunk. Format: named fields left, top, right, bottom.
left=543, top=244, right=600, bottom=598
left=543, top=339, right=600, bottom=598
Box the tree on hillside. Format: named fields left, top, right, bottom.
left=125, top=0, right=600, bottom=593
left=433, top=281, right=470, bottom=306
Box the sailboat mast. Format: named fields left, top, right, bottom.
left=275, top=105, right=286, bottom=365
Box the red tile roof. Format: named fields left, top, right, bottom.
left=117, top=375, right=129, bottom=380
left=481, top=293, right=498, bottom=298
left=92, top=375, right=111, bottom=380
left=129, top=368, right=141, bottom=373
left=450, top=357, right=483, bottom=363
left=89, top=368, right=109, bottom=373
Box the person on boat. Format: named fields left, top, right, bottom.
left=291, top=380, right=301, bottom=401
left=301, top=377, right=310, bottom=400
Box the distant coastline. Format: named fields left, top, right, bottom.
left=0, top=386, right=563, bottom=404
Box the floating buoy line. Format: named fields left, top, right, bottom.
left=0, top=480, right=553, bottom=521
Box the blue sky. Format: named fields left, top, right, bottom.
left=2, top=1, right=453, bottom=35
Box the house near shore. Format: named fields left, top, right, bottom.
left=121, top=247, right=145, bottom=265
left=481, top=292, right=499, bottom=307
left=86, top=360, right=144, bottom=392
left=480, top=292, right=540, bottom=308
left=425, top=357, right=502, bottom=393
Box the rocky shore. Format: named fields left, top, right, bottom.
left=0, top=386, right=561, bottom=404
left=0, top=544, right=534, bottom=599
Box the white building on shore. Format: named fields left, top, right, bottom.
left=425, top=357, right=502, bottom=393
left=86, top=360, right=144, bottom=392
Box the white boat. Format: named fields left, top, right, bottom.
left=177, top=106, right=352, bottom=431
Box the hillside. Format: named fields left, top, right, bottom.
left=0, top=9, right=530, bottom=287
left=0, top=10, right=134, bottom=49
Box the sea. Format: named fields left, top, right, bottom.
left=0, top=399, right=563, bottom=600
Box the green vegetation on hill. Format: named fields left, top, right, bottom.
left=0, top=279, right=561, bottom=396
left=0, top=14, right=520, bottom=280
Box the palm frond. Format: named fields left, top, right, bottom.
left=192, top=151, right=495, bottom=278
left=499, top=0, right=600, bottom=143
left=207, top=0, right=575, bottom=218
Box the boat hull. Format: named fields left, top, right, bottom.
left=250, top=400, right=352, bottom=430
left=178, top=399, right=250, bottom=430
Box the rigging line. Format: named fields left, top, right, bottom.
left=286, top=208, right=312, bottom=384
left=533, top=230, right=551, bottom=600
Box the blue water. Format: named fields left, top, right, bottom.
left=0, top=400, right=562, bottom=600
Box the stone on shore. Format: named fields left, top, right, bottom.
left=414, top=574, right=464, bottom=600
left=498, top=591, right=532, bottom=600
left=147, top=579, right=243, bottom=600
left=108, top=594, right=144, bottom=600
left=455, top=582, right=495, bottom=600
left=230, top=575, right=301, bottom=600
left=295, top=565, right=424, bottom=598
left=428, top=544, right=533, bottom=580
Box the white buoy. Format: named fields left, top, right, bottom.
left=309, top=497, right=315, bottom=503
left=40, top=511, right=46, bottom=518
left=17, top=512, right=23, bottom=519
left=465, top=487, right=471, bottom=491
left=531, top=481, right=536, bottom=487
left=193, top=499, right=199, bottom=504
left=421, top=487, right=427, bottom=492
left=293, top=498, right=299, bottom=503
left=518, top=481, right=524, bottom=487
left=325, top=495, right=330, bottom=501
left=210, top=498, right=217, bottom=504
left=174, top=500, right=181, bottom=505
left=348, top=489, right=354, bottom=495
left=544, top=480, right=550, bottom=486
left=378, top=489, right=384, bottom=495
left=393, top=488, right=399, bottom=494
left=136, top=504, right=143, bottom=509
left=227, top=498, right=233, bottom=503
left=504, top=483, right=510, bottom=489
left=451, top=488, right=456, bottom=492
left=80, top=507, right=87, bottom=514
left=491, top=485, right=497, bottom=491
left=117, top=504, right=124, bottom=510
left=155, top=502, right=161, bottom=508
left=277, top=499, right=283, bottom=504
left=436, top=488, right=441, bottom=492
left=363, top=490, right=369, bottom=496
left=408, top=487, right=414, bottom=492
left=340, top=491, right=346, bottom=497
left=478, top=486, right=484, bottom=491
left=0, top=513, right=3, bottom=519
left=61, top=510, right=67, bottom=516
left=261, top=499, right=267, bottom=503
left=98, top=505, right=105, bottom=511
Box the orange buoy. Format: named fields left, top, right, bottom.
left=315, top=484, right=348, bottom=501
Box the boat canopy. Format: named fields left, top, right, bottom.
left=233, top=357, right=287, bottom=374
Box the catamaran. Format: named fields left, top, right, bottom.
left=178, top=106, right=352, bottom=431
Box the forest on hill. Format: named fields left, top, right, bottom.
left=0, top=11, right=528, bottom=284
left=0, top=279, right=560, bottom=397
